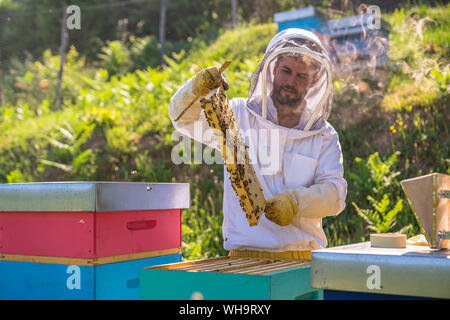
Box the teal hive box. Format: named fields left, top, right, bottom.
left=139, top=256, right=322, bottom=300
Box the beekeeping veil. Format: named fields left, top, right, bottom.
left=247, top=28, right=333, bottom=131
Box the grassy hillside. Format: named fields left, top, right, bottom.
left=0, top=5, right=448, bottom=259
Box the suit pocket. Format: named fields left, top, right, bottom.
left=284, top=153, right=318, bottom=189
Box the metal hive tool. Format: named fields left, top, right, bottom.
left=401, top=173, right=449, bottom=249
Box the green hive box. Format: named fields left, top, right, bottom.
left=139, top=256, right=322, bottom=300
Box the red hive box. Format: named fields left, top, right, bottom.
left=0, top=182, right=190, bottom=259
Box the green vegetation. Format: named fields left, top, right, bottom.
left=0, top=4, right=448, bottom=259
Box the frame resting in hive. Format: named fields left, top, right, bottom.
left=200, top=87, right=266, bottom=226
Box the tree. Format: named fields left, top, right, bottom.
left=231, top=0, right=237, bottom=27
left=55, top=3, right=68, bottom=110
left=159, top=0, right=167, bottom=66
left=0, top=50, right=4, bottom=106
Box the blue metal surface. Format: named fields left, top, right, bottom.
left=0, top=261, right=94, bottom=300
left=324, top=289, right=438, bottom=300
left=96, top=253, right=181, bottom=300
left=278, top=17, right=326, bottom=33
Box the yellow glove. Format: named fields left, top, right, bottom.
left=192, top=66, right=229, bottom=95
left=264, top=193, right=298, bottom=226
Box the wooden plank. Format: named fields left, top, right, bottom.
left=243, top=262, right=308, bottom=275
left=0, top=247, right=181, bottom=266
left=176, top=258, right=254, bottom=271
left=264, top=262, right=309, bottom=273
left=227, top=261, right=301, bottom=275
left=189, top=260, right=271, bottom=273
left=90, top=247, right=181, bottom=265
left=147, top=256, right=230, bottom=270
left=173, top=258, right=244, bottom=270
left=232, top=261, right=306, bottom=274
left=176, top=259, right=253, bottom=271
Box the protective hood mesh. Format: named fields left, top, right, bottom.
left=247, top=28, right=334, bottom=131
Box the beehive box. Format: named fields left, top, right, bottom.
left=274, top=6, right=390, bottom=77
left=326, top=14, right=390, bottom=74
left=311, top=242, right=450, bottom=300
left=140, top=257, right=323, bottom=300
left=0, top=252, right=181, bottom=300
left=0, top=182, right=189, bottom=299
left=274, top=6, right=327, bottom=33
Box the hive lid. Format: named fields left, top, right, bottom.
left=327, top=13, right=391, bottom=35
left=273, top=6, right=327, bottom=24
left=0, top=182, right=190, bottom=212
left=401, top=173, right=449, bottom=248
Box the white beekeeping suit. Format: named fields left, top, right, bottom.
left=169, top=28, right=347, bottom=254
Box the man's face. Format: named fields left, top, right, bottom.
left=271, top=55, right=318, bottom=108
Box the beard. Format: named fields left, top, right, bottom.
left=271, top=83, right=305, bottom=108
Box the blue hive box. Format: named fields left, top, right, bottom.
left=274, top=6, right=327, bottom=33
left=274, top=6, right=391, bottom=76
left=0, top=252, right=181, bottom=300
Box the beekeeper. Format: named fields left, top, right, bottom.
left=169, top=28, right=347, bottom=260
